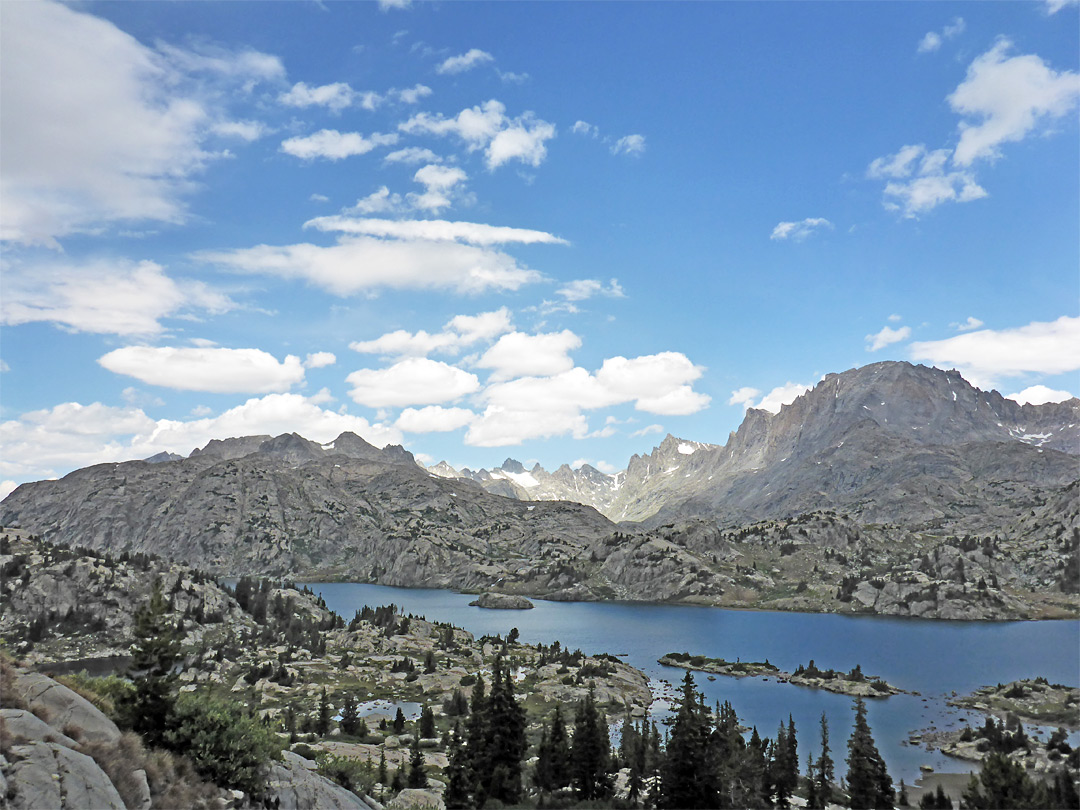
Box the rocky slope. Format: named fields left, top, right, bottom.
left=427, top=362, right=1079, bottom=533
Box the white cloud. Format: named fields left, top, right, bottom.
left=349, top=309, right=514, bottom=359
left=0, top=393, right=401, bottom=482
left=909, top=315, right=1080, bottom=388
left=868, top=144, right=986, bottom=217
left=497, top=70, right=529, bottom=85
left=197, top=235, right=542, bottom=296
left=310, top=193, right=330, bottom=202
left=384, top=147, right=442, bottom=164
left=0, top=1, right=280, bottom=246
left=477, top=330, right=582, bottom=381
left=1005, top=385, right=1075, bottom=406
left=486, top=115, right=556, bottom=170
left=304, top=351, right=336, bottom=369
left=280, top=129, right=399, bottom=161
left=344, top=187, right=404, bottom=215
left=770, top=217, right=833, bottom=241
left=952, top=316, right=984, bottom=331
left=865, top=325, right=912, bottom=351
left=399, top=100, right=557, bottom=171
left=611, top=134, right=646, bottom=156
left=888, top=314, right=903, bottom=322
left=948, top=39, right=1080, bottom=167
left=1, top=258, right=234, bottom=336
left=211, top=120, right=269, bottom=141
left=631, top=424, right=664, bottom=438
left=728, top=387, right=762, bottom=408
left=0, top=481, right=17, bottom=501
left=99, top=346, right=305, bottom=393
left=396, top=84, right=432, bottom=104
left=437, top=49, right=495, bottom=75
left=571, top=121, right=599, bottom=137
left=918, top=32, right=943, bottom=54
left=305, top=216, right=567, bottom=246
left=410, top=164, right=468, bottom=212
left=346, top=358, right=480, bottom=408
left=378, top=0, right=412, bottom=10
left=279, top=81, right=356, bottom=113
left=1045, top=0, right=1079, bottom=13
left=754, top=382, right=811, bottom=414
left=918, top=17, right=964, bottom=53
left=556, top=278, right=624, bottom=302
left=395, top=405, right=476, bottom=433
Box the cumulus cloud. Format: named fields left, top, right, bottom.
left=948, top=39, right=1080, bottom=167
left=1005, top=384, right=1075, bottom=405
left=395, top=405, right=476, bottom=433
left=952, top=316, right=984, bottom=331
left=909, top=315, right=1080, bottom=388
left=305, top=216, right=567, bottom=246
left=466, top=352, right=709, bottom=446
left=211, top=120, right=269, bottom=141
left=99, top=346, right=305, bottom=393
left=0, top=393, right=401, bottom=482
left=279, top=81, right=356, bottom=113
left=611, top=134, right=646, bottom=156
left=346, top=357, right=480, bottom=408
left=754, top=382, right=811, bottom=414
left=1, top=258, right=234, bottom=336
left=477, top=330, right=582, bottom=381
left=437, top=49, right=495, bottom=75
left=399, top=100, right=556, bottom=171
left=728, top=387, right=762, bottom=408
left=344, top=187, right=404, bottom=215
left=556, top=278, right=624, bottom=302
left=918, top=17, right=964, bottom=53
left=384, top=146, right=442, bottom=164
left=630, top=424, right=664, bottom=438
left=866, top=325, right=912, bottom=351
left=349, top=308, right=514, bottom=358
left=304, top=351, right=336, bottom=369
left=0, top=0, right=281, bottom=246
left=770, top=217, right=834, bottom=241
left=396, top=84, right=433, bottom=104
left=280, top=129, right=399, bottom=160
left=197, top=235, right=542, bottom=296
left=1045, top=0, right=1079, bottom=12
left=572, top=121, right=599, bottom=137
left=409, top=164, right=468, bottom=212
left=869, top=41, right=1078, bottom=217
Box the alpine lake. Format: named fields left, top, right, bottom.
left=307, top=582, right=1080, bottom=788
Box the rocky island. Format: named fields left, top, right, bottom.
left=468, top=593, right=535, bottom=610
left=659, top=653, right=904, bottom=698
left=948, top=678, right=1080, bottom=730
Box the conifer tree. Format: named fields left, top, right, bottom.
left=118, top=578, right=181, bottom=745
left=419, top=705, right=435, bottom=738
left=315, top=687, right=332, bottom=736
left=571, top=684, right=613, bottom=801
left=814, top=711, right=834, bottom=808
left=407, top=734, right=427, bottom=788
left=444, top=723, right=471, bottom=809
left=536, top=703, right=572, bottom=793
left=464, top=673, right=489, bottom=800
left=484, top=656, right=528, bottom=804
left=339, top=693, right=361, bottom=736
left=846, top=697, right=894, bottom=810
left=660, top=672, right=715, bottom=808
left=393, top=706, right=406, bottom=735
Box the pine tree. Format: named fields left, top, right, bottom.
left=393, top=706, right=406, bottom=735
left=846, top=698, right=894, bottom=810
left=660, top=672, right=714, bottom=808
left=444, top=723, right=471, bottom=809
left=419, top=705, right=435, bottom=739
left=118, top=578, right=181, bottom=745
left=571, top=684, right=613, bottom=801
left=484, top=656, right=528, bottom=803
left=815, top=711, right=834, bottom=808
left=339, top=693, right=361, bottom=736
left=535, top=704, right=572, bottom=794
left=464, top=673, right=489, bottom=800
left=407, top=734, right=427, bottom=788
left=315, top=687, right=332, bottom=736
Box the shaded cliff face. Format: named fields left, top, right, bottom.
left=428, top=363, right=1078, bottom=533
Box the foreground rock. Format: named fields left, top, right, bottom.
left=468, top=593, right=534, bottom=610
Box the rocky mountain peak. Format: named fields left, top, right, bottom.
left=257, top=432, right=325, bottom=464
left=501, top=458, right=526, bottom=474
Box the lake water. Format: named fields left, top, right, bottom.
left=309, top=582, right=1080, bottom=786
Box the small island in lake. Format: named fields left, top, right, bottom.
left=468, top=592, right=535, bottom=610
left=660, top=653, right=904, bottom=698
left=948, top=678, right=1080, bottom=729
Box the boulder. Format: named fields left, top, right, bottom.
left=266, top=756, right=378, bottom=809
left=386, top=788, right=446, bottom=810
left=1, top=708, right=78, bottom=749
left=6, top=741, right=125, bottom=810
left=11, top=672, right=120, bottom=744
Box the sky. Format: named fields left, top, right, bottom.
left=2, top=0, right=1079, bottom=497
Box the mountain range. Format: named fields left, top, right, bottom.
left=2, top=361, right=1076, bottom=619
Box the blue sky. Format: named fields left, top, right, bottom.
left=2, top=0, right=1078, bottom=494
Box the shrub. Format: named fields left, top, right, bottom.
left=163, top=692, right=281, bottom=796
left=318, top=753, right=377, bottom=797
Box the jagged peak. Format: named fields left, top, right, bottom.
left=501, top=458, right=526, bottom=474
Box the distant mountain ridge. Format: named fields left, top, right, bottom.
left=424, top=362, right=1079, bottom=531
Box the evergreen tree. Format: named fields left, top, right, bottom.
left=464, top=673, right=489, bottom=801
left=846, top=698, right=894, bottom=810
left=571, top=684, right=613, bottom=801
left=898, top=778, right=909, bottom=807
left=919, top=783, right=952, bottom=809
left=393, top=706, right=406, bottom=734
left=407, top=734, right=427, bottom=788
left=444, top=724, right=472, bottom=809
left=660, top=672, right=715, bottom=808
left=339, top=693, right=362, bottom=736
left=315, top=687, right=332, bottom=736
left=419, top=705, right=435, bottom=739
left=814, top=711, right=834, bottom=808
left=117, top=578, right=181, bottom=745
left=536, top=704, right=572, bottom=794
left=484, top=656, right=528, bottom=803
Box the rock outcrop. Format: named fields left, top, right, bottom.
left=468, top=593, right=534, bottom=609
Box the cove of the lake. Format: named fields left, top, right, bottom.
left=309, top=582, right=1080, bottom=787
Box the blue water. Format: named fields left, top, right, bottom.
left=310, top=582, right=1080, bottom=786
